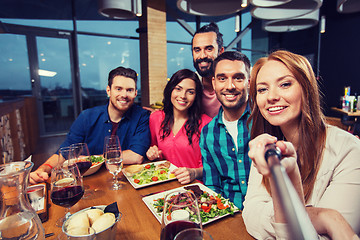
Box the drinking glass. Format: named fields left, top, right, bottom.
left=161, top=189, right=202, bottom=240
left=71, top=143, right=92, bottom=175
left=71, top=143, right=93, bottom=198
left=51, top=147, right=84, bottom=227
left=57, top=146, right=77, bottom=167
left=174, top=228, right=213, bottom=240
left=103, top=135, right=123, bottom=190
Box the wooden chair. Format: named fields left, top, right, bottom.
left=325, top=116, right=351, bottom=132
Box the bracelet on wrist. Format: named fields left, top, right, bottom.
left=42, top=163, right=53, bottom=170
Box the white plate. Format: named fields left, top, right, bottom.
left=142, top=182, right=239, bottom=225
left=123, top=160, right=178, bottom=189
left=83, top=161, right=104, bottom=176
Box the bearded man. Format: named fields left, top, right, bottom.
left=192, top=22, right=224, bottom=118
left=30, top=66, right=150, bottom=184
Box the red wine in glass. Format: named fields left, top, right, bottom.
left=75, top=161, right=92, bottom=175
left=160, top=220, right=200, bottom=240
left=51, top=185, right=84, bottom=208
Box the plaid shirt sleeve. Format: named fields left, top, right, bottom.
left=200, top=123, right=223, bottom=194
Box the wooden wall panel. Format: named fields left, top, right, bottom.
left=0, top=97, right=39, bottom=163
left=139, top=0, right=167, bottom=107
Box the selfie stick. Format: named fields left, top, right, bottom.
left=264, top=144, right=318, bottom=240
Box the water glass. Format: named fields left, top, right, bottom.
left=103, top=135, right=123, bottom=190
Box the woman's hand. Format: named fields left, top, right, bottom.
left=172, top=167, right=196, bottom=184
left=146, top=145, right=162, bottom=161
left=248, top=134, right=278, bottom=176
left=248, top=134, right=298, bottom=177
left=307, top=207, right=357, bottom=240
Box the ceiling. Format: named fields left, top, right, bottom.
left=0, top=0, right=233, bottom=22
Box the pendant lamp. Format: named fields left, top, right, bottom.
left=98, top=0, right=142, bottom=19
left=250, top=0, right=291, bottom=7
left=177, top=0, right=247, bottom=16
left=262, top=9, right=319, bottom=32
left=337, top=0, right=360, bottom=13
left=251, top=0, right=322, bottom=20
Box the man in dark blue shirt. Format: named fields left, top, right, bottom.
left=30, top=66, right=150, bottom=184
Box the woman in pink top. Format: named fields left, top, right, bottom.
left=146, top=69, right=211, bottom=184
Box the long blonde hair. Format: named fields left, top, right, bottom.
left=248, top=50, right=326, bottom=202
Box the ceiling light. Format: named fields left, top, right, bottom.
left=250, top=0, right=291, bottom=7
left=38, top=69, right=57, bottom=77
left=177, top=0, right=247, bottom=16
left=251, top=0, right=322, bottom=20
left=263, top=9, right=319, bottom=32
left=337, top=0, right=360, bottom=13
left=235, top=14, right=240, bottom=32
left=320, top=15, right=325, bottom=33
left=98, top=0, right=142, bottom=19
left=241, top=0, right=248, bottom=8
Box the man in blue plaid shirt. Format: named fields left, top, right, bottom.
left=200, top=51, right=251, bottom=209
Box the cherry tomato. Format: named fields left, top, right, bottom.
left=145, top=164, right=151, bottom=169
left=160, top=170, right=166, bottom=174
left=152, top=176, right=158, bottom=181
left=134, top=179, right=140, bottom=183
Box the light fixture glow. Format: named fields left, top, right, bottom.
left=241, top=0, right=248, bottom=8
left=320, top=15, right=326, bottom=33
left=136, top=0, right=142, bottom=17
left=235, top=14, right=240, bottom=32
left=38, top=69, right=57, bottom=77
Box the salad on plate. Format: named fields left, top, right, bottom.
left=149, top=184, right=239, bottom=224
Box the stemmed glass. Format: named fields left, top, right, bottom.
left=103, top=135, right=123, bottom=190
left=70, top=143, right=92, bottom=175
left=71, top=143, right=94, bottom=198
left=51, top=147, right=84, bottom=227
left=174, top=228, right=213, bottom=240
left=161, top=189, right=202, bottom=240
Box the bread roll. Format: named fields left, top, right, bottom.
left=67, top=227, right=91, bottom=236
left=91, top=213, right=116, bottom=233
left=124, top=164, right=144, bottom=176
left=85, top=209, right=104, bottom=225
left=66, top=212, right=90, bottom=230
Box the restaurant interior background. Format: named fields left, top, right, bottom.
left=0, top=0, right=360, bottom=138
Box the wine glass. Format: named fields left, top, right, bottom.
left=160, top=189, right=202, bottom=240
left=103, top=135, right=123, bottom=190
left=51, top=147, right=84, bottom=227
left=71, top=143, right=91, bottom=175
left=71, top=143, right=93, bottom=198
left=174, top=228, right=213, bottom=240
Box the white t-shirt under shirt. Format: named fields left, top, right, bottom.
left=222, top=112, right=238, bottom=151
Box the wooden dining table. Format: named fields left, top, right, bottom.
left=42, top=164, right=255, bottom=240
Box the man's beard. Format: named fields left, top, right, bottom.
left=193, top=58, right=214, bottom=78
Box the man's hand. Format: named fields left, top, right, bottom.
left=29, top=170, right=49, bottom=185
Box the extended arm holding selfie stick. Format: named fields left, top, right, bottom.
left=264, top=144, right=319, bottom=240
